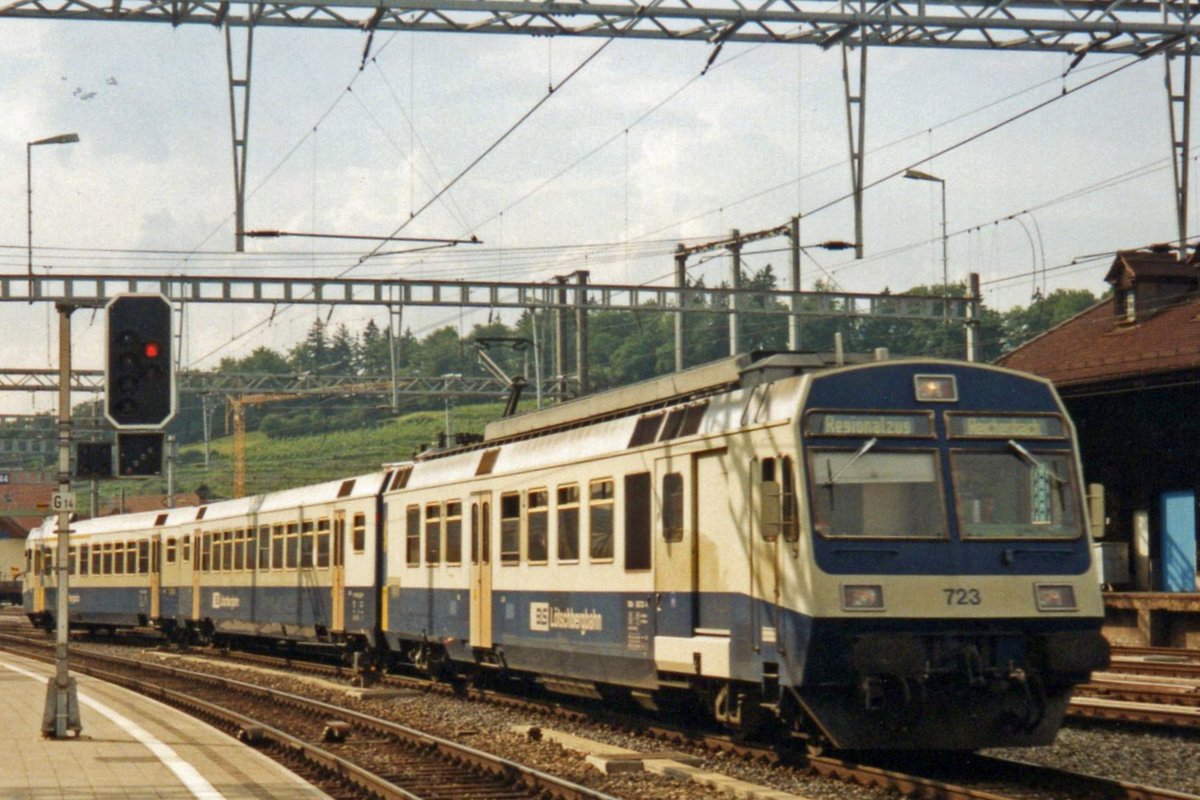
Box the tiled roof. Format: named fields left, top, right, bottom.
left=999, top=285, right=1200, bottom=387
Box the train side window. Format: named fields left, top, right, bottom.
left=528, top=490, right=549, bottom=564
left=114, top=543, right=125, bottom=575
left=91, top=546, right=102, bottom=575
left=246, top=528, right=257, bottom=570
left=760, top=458, right=781, bottom=542
left=316, top=519, right=331, bottom=569
left=300, top=521, right=315, bottom=568
left=658, top=408, right=687, bottom=442
left=220, top=531, right=232, bottom=571
left=200, top=535, right=210, bottom=572
left=625, top=472, right=652, bottom=570
left=589, top=479, right=615, bottom=561
left=211, top=532, right=222, bottom=572
left=286, top=524, right=300, bottom=569
left=445, top=502, right=463, bottom=565
left=271, top=525, right=285, bottom=571
left=234, top=529, right=247, bottom=571
left=183, top=536, right=191, bottom=563
left=470, top=503, right=479, bottom=565
left=661, top=472, right=684, bottom=543
left=68, top=546, right=77, bottom=576
left=482, top=501, right=491, bottom=564
left=557, top=484, right=580, bottom=562
left=352, top=512, right=367, bottom=553
left=333, top=516, right=345, bottom=567
left=629, top=413, right=664, bottom=448
left=500, top=492, right=521, bottom=565
left=405, top=506, right=421, bottom=566
left=138, top=541, right=149, bottom=574
left=79, top=545, right=89, bottom=576
left=425, top=503, right=442, bottom=565
left=782, top=456, right=800, bottom=543
left=165, top=538, right=176, bottom=564
left=258, top=526, right=270, bottom=570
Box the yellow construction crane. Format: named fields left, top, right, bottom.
left=226, top=392, right=297, bottom=498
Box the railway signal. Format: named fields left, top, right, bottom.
left=105, top=294, right=175, bottom=429
left=116, top=432, right=164, bottom=477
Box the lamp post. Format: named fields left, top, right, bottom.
left=27, top=133, right=80, bottom=299
left=903, top=168, right=948, bottom=310
left=27, top=132, right=81, bottom=738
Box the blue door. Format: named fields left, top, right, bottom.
left=1160, top=491, right=1197, bottom=592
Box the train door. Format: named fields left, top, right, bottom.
left=654, top=456, right=695, bottom=637
left=694, top=449, right=732, bottom=634
left=30, top=545, right=45, bottom=614
left=331, top=512, right=346, bottom=632
left=191, top=530, right=202, bottom=621
left=469, top=492, right=493, bottom=648
left=750, top=456, right=782, bottom=653
left=150, top=535, right=161, bottom=620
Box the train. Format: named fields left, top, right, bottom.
left=23, top=352, right=1110, bottom=750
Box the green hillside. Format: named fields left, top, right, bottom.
left=92, top=401, right=509, bottom=511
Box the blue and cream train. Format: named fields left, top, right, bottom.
left=24, top=353, right=1109, bottom=749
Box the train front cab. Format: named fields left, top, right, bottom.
left=789, top=361, right=1110, bottom=750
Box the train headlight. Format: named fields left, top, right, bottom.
left=842, top=584, right=885, bottom=611
left=1034, top=583, right=1077, bottom=611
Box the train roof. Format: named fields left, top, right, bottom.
left=27, top=469, right=389, bottom=543
left=483, top=351, right=870, bottom=442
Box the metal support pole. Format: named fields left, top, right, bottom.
left=574, top=271, right=589, bottom=395
left=674, top=245, right=688, bottom=372
left=166, top=434, right=176, bottom=506
left=389, top=304, right=403, bottom=413
left=554, top=277, right=568, bottom=396
left=25, top=144, right=32, bottom=300
left=1166, top=44, right=1193, bottom=259
left=728, top=229, right=741, bottom=356
left=939, top=179, right=949, bottom=316
left=225, top=24, right=254, bottom=252
left=43, top=303, right=80, bottom=738
left=788, top=216, right=802, bottom=351
left=202, top=393, right=213, bottom=468
left=841, top=37, right=868, bottom=260
left=966, top=272, right=981, bottom=363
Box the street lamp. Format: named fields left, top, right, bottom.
left=27, top=133, right=80, bottom=298
left=903, top=168, right=948, bottom=307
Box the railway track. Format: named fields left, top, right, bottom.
left=1067, top=646, right=1200, bottom=728
left=0, top=631, right=618, bottom=800
left=2, top=628, right=1196, bottom=800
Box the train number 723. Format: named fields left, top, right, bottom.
left=944, top=588, right=982, bottom=606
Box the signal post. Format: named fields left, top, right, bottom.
left=43, top=302, right=81, bottom=738
left=43, top=293, right=175, bottom=738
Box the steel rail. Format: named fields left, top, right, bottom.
left=0, top=633, right=621, bottom=800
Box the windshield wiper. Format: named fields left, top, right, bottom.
left=824, top=437, right=879, bottom=487
left=1006, top=439, right=1066, bottom=484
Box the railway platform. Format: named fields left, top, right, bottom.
left=0, top=650, right=330, bottom=800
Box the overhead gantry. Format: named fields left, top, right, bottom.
left=3, top=0, right=1200, bottom=255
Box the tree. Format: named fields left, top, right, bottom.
left=1000, top=288, right=1100, bottom=353
left=288, top=318, right=330, bottom=374
left=217, top=346, right=290, bottom=374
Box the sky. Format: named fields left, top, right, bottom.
left=0, top=17, right=1187, bottom=415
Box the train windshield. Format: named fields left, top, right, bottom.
left=952, top=447, right=1080, bottom=539
left=809, top=447, right=947, bottom=538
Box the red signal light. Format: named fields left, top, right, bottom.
left=143, top=341, right=161, bottom=359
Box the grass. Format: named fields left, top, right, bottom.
left=88, top=401, right=511, bottom=511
